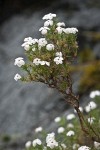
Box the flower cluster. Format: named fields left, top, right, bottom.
left=33, top=58, right=50, bottom=66
left=24, top=90, right=100, bottom=150
left=14, top=13, right=78, bottom=85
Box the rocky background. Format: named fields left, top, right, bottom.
left=0, top=0, right=100, bottom=149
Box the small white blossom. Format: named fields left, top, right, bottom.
left=61, top=143, right=67, bottom=149
left=46, top=132, right=58, bottom=149
left=38, top=38, right=47, bottom=48
left=44, top=20, right=53, bottom=27
left=32, top=139, right=42, bottom=147
left=22, top=38, right=38, bottom=51
left=25, top=141, right=31, bottom=148
left=46, top=132, right=55, bottom=143
left=66, top=113, right=75, bottom=120
left=57, top=127, right=65, bottom=134
left=78, top=146, right=91, bottom=150
left=43, top=13, right=56, bottom=20
left=46, top=44, right=54, bottom=51
left=35, top=127, right=43, bottom=133
left=63, top=27, right=78, bottom=34
left=45, top=61, right=50, bottom=66
left=14, top=57, right=25, bottom=67
left=21, top=42, right=31, bottom=51
left=39, top=27, right=50, bottom=35
left=57, top=22, right=65, bottom=27
left=24, top=37, right=32, bottom=42
left=14, top=73, right=21, bottom=81
left=66, top=130, right=75, bottom=136
left=94, top=141, right=100, bottom=149
left=89, top=101, right=97, bottom=109
left=88, top=117, right=95, bottom=124
left=47, top=140, right=58, bottom=149
left=90, top=90, right=100, bottom=98
left=55, top=52, right=62, bottom=57
left=54, top=117, right=61, bottom=122
left=85, top=105, right=91, bottom=112
left=40, top=61, right=46, bottom=65
left=24, top=37, right=38, bottom=44
left=85, top=101, right=97, bottom=112
left=32, top=38, right=38, bottom=44
left=40, top=61, right=50, bottom=66
left=56, top=27, right=64, bottom=34
left=67, top=123, right=74, bottom=128
left=54, top=56, right=63, bottom=64
left=33, top=58, right=41, bottom=65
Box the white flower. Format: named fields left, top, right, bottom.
left=22, top=43, right=30, bottom=51
left=24, top=37, right=38, bottom=44
left=46, top=132, right=58, bottom=149
left=45, top=61, right=50, bottom=66
left=85, top=101, right=97, bottom=112
left=74, top=107, right=83, bottom=113
left=78, top=146, right=91, bottom=150
left=57, top=127, right=65, bottom=134
left=67, top=123, right=74, bottom=128
left=54, top=56, right=63, bottom=64
left=46, top=132, right=55, bottom=143
left=24, top=37, right=32, bottom=42
left=85, top=105, right=91, bottom=112
left=38, top=38, right=47, bottom=48
left=61, top=143, right=67, bottom=149
left=44, top=20, right=53, bottom=27
left=40, top=61, right=46, bottom=65
left=33, top=58, right=41, bottom=65
left=14, top=57, right=25, bottom=67
left=43, top=13, right=56, bottom=20
left=73, top=143, right=80, bottom=149
left=46, top=44, right=54, bottom=51
left=88, top=117, right=95, bottom=124
left=54, top=117, right=61, bottom=122
left=66, top=113, right=75, bottom=120
left=32, top=139, right=42, bottom=147
left=66, top=130, right=75, bottom=136
left=63, top=27, right=78, bottom=34
left=32, top=38, right=38, bottom=44
left=55, top=52, right=62, bottom=57
left=57, top=22, right=65, bottom=27
left=90, top=90, right=100, bottom=98
left=22, top=37, right=38, bottom=51
left=40, top=61, right=50, bottom=66
left=25, top=141, right=31, bottom=148
left=14, top=73, right=21, bottom=81
left=89, top=101, right=97, bottom=109
left=39, top=27, right=50, bottom=35
left=94, top=141, right=100, bottom=149
left=56, top=27, right=64, bottom=34
left=47, top=140, right=58, bottom=149
left=35, top=127, right=43, bottom=133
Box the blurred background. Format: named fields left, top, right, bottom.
left=0, top=0, right=100, bottom=149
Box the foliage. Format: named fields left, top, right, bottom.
left=79, top=61, right=100, bottom=93
left=25, top=93, right=100, bottom=150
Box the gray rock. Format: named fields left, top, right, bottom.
left=93, top=43, right=100, bottom=59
